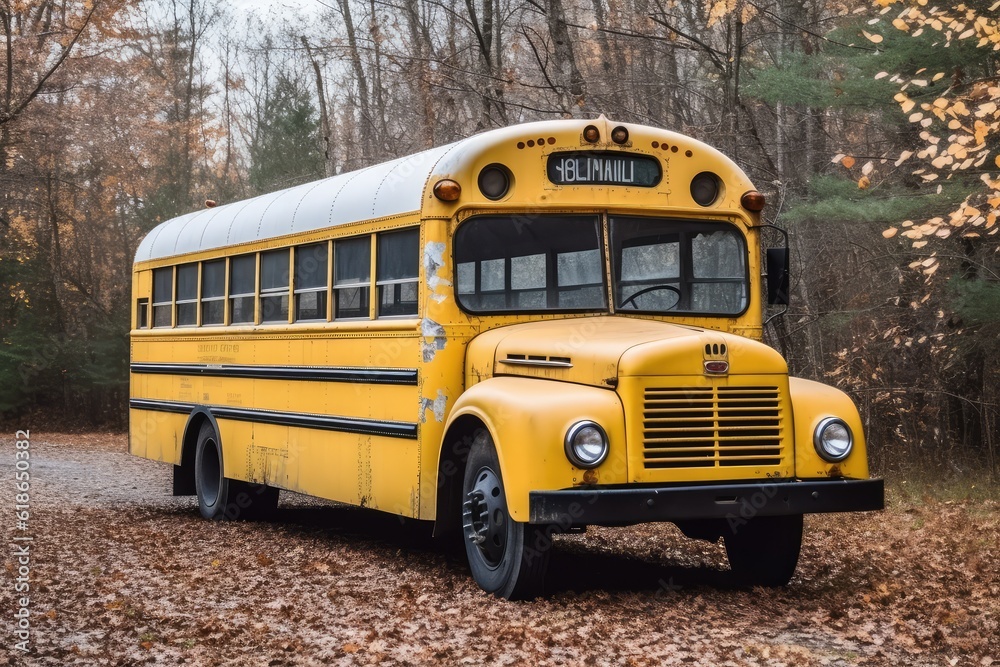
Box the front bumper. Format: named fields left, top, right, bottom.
left=528, top=478, right=884, bottom=526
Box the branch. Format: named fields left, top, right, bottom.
left=0, top=1, right=101, bottom=127
left=519, top=26, right=559, bottom=98
left=2, top=9, right=12, bottom=116
left=746, top=0, right=878, bottom=53
left=647, top=15, right=727, bottom=72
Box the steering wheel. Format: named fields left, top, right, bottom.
left=620, top=284, right=681, bottom=309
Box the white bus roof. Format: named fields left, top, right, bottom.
left=133, top=119, right=734, bottom=264
left=134, top=144, right=451, bottom=264
left=134, top=121, right=552, bottom=264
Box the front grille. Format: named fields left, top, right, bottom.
left=642, top=386, right=783, bottom=469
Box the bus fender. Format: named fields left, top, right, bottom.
left=174, top=407, right=223, bottom=496
left=788, top=377, right=870, bottom=480
left=438, top=376, right=627, bottom=524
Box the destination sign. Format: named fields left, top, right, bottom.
left=547, top=151, right=662, bottom=187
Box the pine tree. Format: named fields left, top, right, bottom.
left=248, top=73, right=325, bottom=194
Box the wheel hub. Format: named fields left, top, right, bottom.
left=462, top=467, right=506, bottom=566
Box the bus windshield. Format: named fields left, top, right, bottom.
left=454, top=214, right=748, bottom=316
left=454, top=214, right=607, bottom=313
left=610, top=216, right=748, bottom=316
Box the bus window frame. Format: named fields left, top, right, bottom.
left=259, top=248, right=291, bottom=324
left=452, top=213, right=609, bottom=316
left=174, top=262, right=199, bottom=327
left=136, top=298, right=149, bottom=329
left=200, top=258, right=227, bottom=327
left=152, top=266, right=174, bottom=328
left=376, top=227, right=420, bottom=319
left=609, top=216, right=752, bottom=318
left=229, top=253, right=256, bottom=325
left=333, top=235, right=373, bottom=321
left=293, top=241, right=332, bottom=323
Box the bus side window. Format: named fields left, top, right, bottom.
left=294, top=242, right=329, bottom=322
left=176, top=263, right=198, bottom=326
left=334, top=237, right=371, bottom=319
left=230, top=254, right=256, bottom=324
left=260, top=249, right=290, bottom=323
left=377, top=228, right=419, bottom=317
left=201, top=260, right=226, bottom=325
left=136, top=298, right=149, bottom=329
left=152, top=267, right=173, bottom=327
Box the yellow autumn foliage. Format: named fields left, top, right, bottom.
left=874, top=0, right=1000, bottom=251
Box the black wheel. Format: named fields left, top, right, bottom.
left=620, top=284, right=681, bottom=309
left=194, top=421, right=279, bottom=521
left=462, top=430, right=550, bottom=600
left=723, top=514, right=803, bottom=587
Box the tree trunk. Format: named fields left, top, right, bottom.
left=402, top=0, right=435, bottom=147
left=545, top=0, right=586, bottom=116
left=301, top=36, right=335, bottom=176
left=338, top=0, right=375, bottom=161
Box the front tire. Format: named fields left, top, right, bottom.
left=194, top=422, right=279, bottom=521
left=462, top=430, right=550, bottom=600
left=723, top=514, right=803, bottom=587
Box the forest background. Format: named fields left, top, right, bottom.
left=1, top=0, right=998, bottom=481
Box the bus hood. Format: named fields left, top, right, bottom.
left=468, top=316, right=787, bottom=388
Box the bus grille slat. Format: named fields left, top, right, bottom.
left=641, top=386, right=784, bottom=469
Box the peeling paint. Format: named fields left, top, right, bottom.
left=421, top=318, right=447, bottom=362
left=420, top=389, right=449, bottom=423
left=423, top=242, right=451, bottom=292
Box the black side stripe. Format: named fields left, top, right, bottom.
left=129, top=399, right=418, bottom=440
left=130, top=398, right=196, bottom=414
left=130, top=362, right=418, bottom=385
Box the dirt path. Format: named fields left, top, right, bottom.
left=1, top=433, right=997, bottom=666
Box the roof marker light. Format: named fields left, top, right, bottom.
left=741, top=190, right=766, bottom=212
left=433, top=179, right=461, bottom=202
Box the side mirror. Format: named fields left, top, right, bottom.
left=766, top=248, right=790, bottom=306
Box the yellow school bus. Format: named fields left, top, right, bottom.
left=130, top=117, right=883, bottom=599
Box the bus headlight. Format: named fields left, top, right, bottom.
left=565, top=421, right=609, bottom=469
left=478, top=164, right=511, bottom=200
left=814, top=417, right=853, bottom=462
left=691, top=172, right=720, bottom=206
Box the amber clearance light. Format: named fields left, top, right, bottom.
left=433, top=179, right=462, bottom=202
left=583, top=125, right=600, bottom=143
left=741, top=190, right=766, bottom=212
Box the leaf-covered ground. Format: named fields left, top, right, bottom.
left=1, top=433, right=997, bottom=666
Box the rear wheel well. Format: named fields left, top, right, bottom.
left=174, top=410, right=211, bottom=496
left=434, top=415, right=489, bottom=537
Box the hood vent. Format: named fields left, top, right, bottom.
left=499, top=354, right=573, bottom=369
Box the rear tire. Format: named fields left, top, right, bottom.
left=194, top=422, right=279, bottom=521
left=462, top=430, right=550, bottom=600
left=724, top=514, right=803, bottom=587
